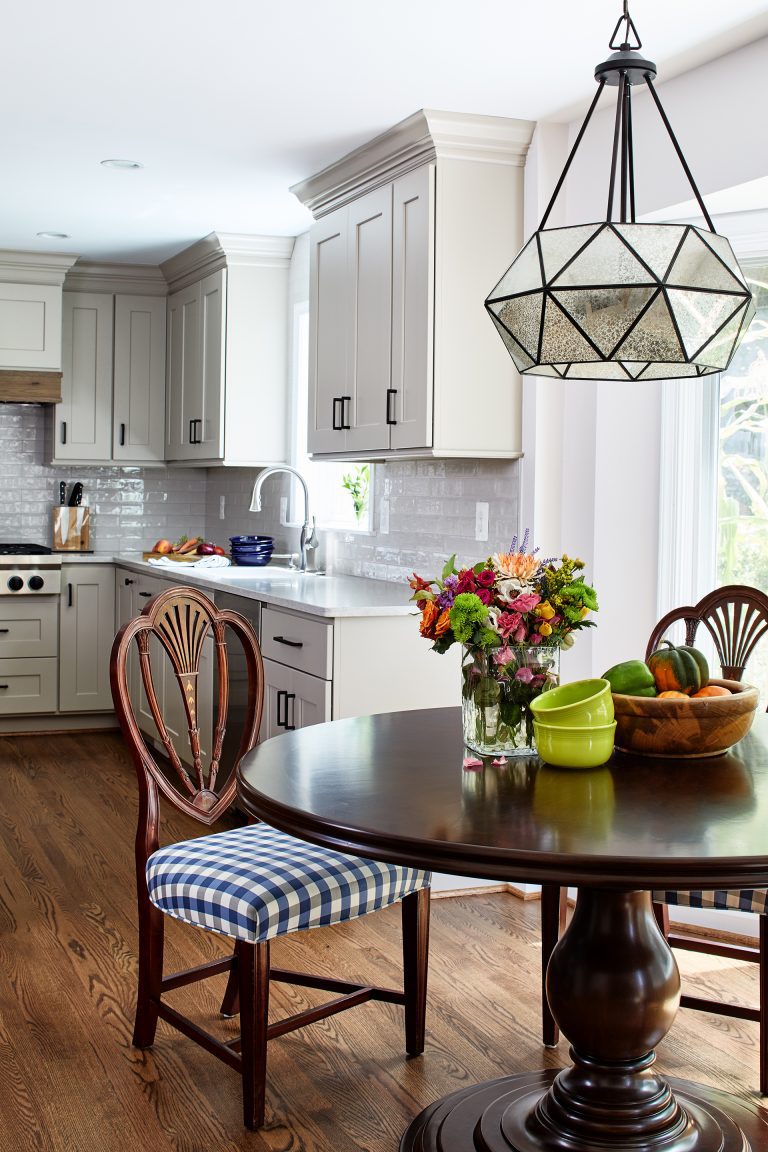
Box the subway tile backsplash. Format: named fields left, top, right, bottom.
left=2, top=405, right=520, bottom=582
left=0, top=405, right=206, bottom=550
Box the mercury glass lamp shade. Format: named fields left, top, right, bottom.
left=485, top=221, right=755, bottom=381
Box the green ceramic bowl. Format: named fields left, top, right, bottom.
left=529, top=678, right=614, bottom=727
left=533, top=720, right=617, bottom=769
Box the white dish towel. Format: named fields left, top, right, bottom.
left=147, top=554, right=231, bottom=570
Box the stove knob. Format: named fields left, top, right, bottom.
left=7, top=576, right=23, bottom=592
left=28, top=575, right=44, bottom=591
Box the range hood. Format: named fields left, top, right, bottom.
left=0, top=370, right=62, bottom=404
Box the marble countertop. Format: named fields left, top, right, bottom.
left=62, top=551, right=416, bottom=619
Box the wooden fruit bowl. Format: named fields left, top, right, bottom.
left=612, top=678, right=760, bottom=758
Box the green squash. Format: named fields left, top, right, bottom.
left=602, top=659, right=657, bottom=697
left=647, top=640, right=709, bottom=695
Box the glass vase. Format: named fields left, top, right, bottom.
left=461, top=644, right=560, bottom=757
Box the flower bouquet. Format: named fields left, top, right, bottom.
left=410, top=532, right=598, bottom=756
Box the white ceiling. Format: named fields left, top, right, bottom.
left=7, top=0, right=768, bottom=265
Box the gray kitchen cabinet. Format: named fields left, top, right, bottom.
left=296, top=110, right=534, bottom=461
left=162, top=233, right=293, bottom=466
left=0, top=255, right=76, bottom=371
left=55, top=292, right=166, bottom=464
left=59, top=565, right=115, bottom=712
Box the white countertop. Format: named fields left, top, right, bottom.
left=64, top=552, right=417, bottom=619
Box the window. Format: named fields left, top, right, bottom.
left=659, top=257, right=768, bottom=700
left=288, top=304, right=374, bottom=532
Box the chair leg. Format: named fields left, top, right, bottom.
left=220, top=952, right=240, bottom=1018
left=133, top=899, right=165, bottom=1048
left=402, top=888, right=430, bottom=1056
left=238, top=939, right=270, bottom=1131
left=760, top=915, right=767, bottom=1097
left=540, top=884, right=567, bottom=1047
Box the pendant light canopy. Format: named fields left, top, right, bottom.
left=485, top=4, right=755, bottom=382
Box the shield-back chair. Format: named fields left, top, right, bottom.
left=111, top=586, right=430, bottom=1129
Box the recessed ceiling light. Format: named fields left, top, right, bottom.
left=100, top=158, right=144, bottom=170
left=36, top=231, right=70, bottom=240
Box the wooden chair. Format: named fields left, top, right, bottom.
left=111, top=586, right=430, bottom=1129
left=540, top=584, right=768, bottom=1088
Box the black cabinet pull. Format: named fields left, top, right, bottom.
left=0, top=685, right=8, bottom=690
left=332, top=397, right=343, bottom=431
left=124, top=578, right=135, bottom=586
left=138, top=591, right=152, bottom=598
left=341, top=395, right=351, bottom=430
left=67, top=583, right=73, bottom=608
left=61, top=421, right=67, bottom=445
left=0, top=628, right=8, bottom=634
left=119, top=422, right=126, bottom=446
left=189, top=417, right=203, bottom=445
left=276, top=689, right=297, bottom=730
left=386, top=388, right=398, bottom=425
left=273, top=635, right=303, bottom=648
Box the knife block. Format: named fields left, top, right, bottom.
left=52, top=506, right=90, bottom=551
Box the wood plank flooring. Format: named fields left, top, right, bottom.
left=0, top=731, right=766, bottom=1151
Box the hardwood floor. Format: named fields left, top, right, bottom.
left=0, top=730, right=766, bottom=1151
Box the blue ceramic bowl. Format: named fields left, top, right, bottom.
left=230, top=535, right=273, bottom=545
left=231, top=553, right=274, bottom=567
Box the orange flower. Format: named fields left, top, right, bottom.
left=494, top=551, right=541, bottom=582
left=419, top=600, right=440, bottom=638
left=435, top=608, right=452, bottom=637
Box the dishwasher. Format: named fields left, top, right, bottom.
left=213, top=592, right=262, bottom=780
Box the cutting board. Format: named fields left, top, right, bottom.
left=142, top=551, right=202, bottom=562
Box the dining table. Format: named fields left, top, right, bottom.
left=236, top=705, right=768, bottom=1151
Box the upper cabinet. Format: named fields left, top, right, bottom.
left=292, top=110, right=535, bottom=461
left=54, top=275, right=167, bottom=464
left=162, top=233, right=293, bottom=467
left=0, top=250, right=77, bottom=380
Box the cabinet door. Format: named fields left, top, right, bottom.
left=0, top=283, right=63, bottom=370
left=166, top=282, right=201, bottom=461
left=113, top=295, right=166, bottom=463
left=59, top=566, right=116, bottom=712
left=308, top=208, right=350, bottom=454
left=260, top=657, right=331, bottom=742
left=347, top=186, right=393, bottom=453
left=199, top=269, right=226, bottom=459
left=391, top=165, right=434, bottom=450
left=56, top=293, right=114, bottom=461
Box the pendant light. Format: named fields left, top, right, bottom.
left=485, top=3, right=755, bottom=381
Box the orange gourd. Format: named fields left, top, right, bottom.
left=691, top=685, right=731, bottom=698
left=657, top=690, right=690, bottom=699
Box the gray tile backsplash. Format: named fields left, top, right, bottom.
left=2, top=404, right=520, bottom=579
left=0, top=404, right=206, bottom=551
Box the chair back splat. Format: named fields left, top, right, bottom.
left=644, top=584, right=768, bottom=685
left=110, top=585, right=430, bottom=1130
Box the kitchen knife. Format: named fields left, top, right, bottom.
left=59, top=481, right=66, bottom=505
left=68, top=482, right=83, bottom=507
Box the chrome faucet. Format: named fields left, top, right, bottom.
left=249, top=466, right=318, bottom=572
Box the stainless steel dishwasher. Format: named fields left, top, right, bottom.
left=213, top=591, right=262, bottom=776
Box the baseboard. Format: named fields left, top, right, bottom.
left=0, top=713, right=119, bottom=735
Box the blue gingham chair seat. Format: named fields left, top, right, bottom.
left=653, top=888, right=768, bottom=915
left=147, top=822, right=430, bottom=943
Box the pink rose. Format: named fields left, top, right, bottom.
left=497, top=611, right=521, bottom=639
left=513, top=624, right=527, bottom=642
left=508, top=592, right=541, bottom=613
left=514, top=667, right=534, bottom=683
left=493, top=646, right=514, bottom=665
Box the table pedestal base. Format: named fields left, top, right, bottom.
left=401, top=1071, right=759, bottom=1152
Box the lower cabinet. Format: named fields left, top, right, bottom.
left=59, top=565, right=115, bottom=712
left=259, top=606, right=333, bottom=740
left=260, top=659, right=331, bottom=740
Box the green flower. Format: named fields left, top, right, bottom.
left=449, top=593, right=488, bottom=643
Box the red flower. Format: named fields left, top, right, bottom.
left=476, top=569, right=496, bottom=588
left=476, top=588, right=493, bottom=606
left=456, top=569, right=477, bottom=593
left=409, top=572, right=432, bottom=593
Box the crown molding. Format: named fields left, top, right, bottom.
left=160, top=232, right=295, bottom=292
left=0, top=249, right=78, bottom=285
left=64, top=261, right=168, bottom=295
left=291, top=109, right=535, bottom=218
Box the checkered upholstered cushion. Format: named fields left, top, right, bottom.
left=147, top=823, right=430, bottom=943
left=653, top=889, right=768, bottom=915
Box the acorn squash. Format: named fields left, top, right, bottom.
left=647, top=640, right=709, bottom=695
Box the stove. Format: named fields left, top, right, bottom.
left=0, top=543, right=62, bottom=595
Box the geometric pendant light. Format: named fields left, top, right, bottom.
left=485, top=4, right=755, bottom=381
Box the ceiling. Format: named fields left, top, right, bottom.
left=6, top=0, right=768, bottom=266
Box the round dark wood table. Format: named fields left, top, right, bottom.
left=237, top=706, right=768, bottom=1152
